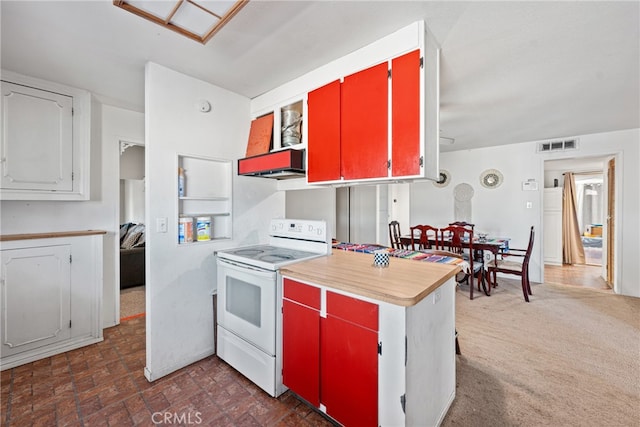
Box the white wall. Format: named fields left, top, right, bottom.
left=119, top=144, right=145, bottom=224
left=409, top=128, right=639, bottom=297
left=103, top=105, right=145, bottom=327
left=288, top=185, right=388, bottom=244
left=122, top=179, right=145, bottom=224
left=144, top=63, right=284, bottom=381
left=411, top=142, right=544, bottom=281
left=0, top=101, right=144, bottom=328
left=120, top=145, right=145, bottom=179
left=285, top=187, right=336, bottom=237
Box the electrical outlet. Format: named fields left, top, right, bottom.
left=156, top=217, right=167, bottom=233
left=433, top=289, right=441, bottom=304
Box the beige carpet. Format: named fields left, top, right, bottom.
left=120, top=285, right=145, bottom=320
left=442, top=278, right=640, bottom=427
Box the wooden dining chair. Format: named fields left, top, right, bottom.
left=439, top=225, right=487, bottom=300
left=409, top=225, right=439, bottom=251
left=448, top=221, right=475, bottom=231
left=486, top=226, right=535, bottom=302
left=388, top=221, right=405, bottom=249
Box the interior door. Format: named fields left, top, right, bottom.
left=606, top=158, right=615, bottom=286
left=336, top=186, right=378, bottom=244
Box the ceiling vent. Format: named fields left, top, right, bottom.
left=538, top=138, right=578, bottom=153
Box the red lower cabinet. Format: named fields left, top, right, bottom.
left=321, top=313, right=378, bottom=427
left=282, top=299, right=320, bottom=405
left=282, top=280, right=321, bottom=406
left=282, top=278, right=379, bottom=427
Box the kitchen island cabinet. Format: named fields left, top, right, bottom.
left=281, top=249, right=459, bottom=427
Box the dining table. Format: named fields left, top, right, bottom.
left=400, top=235, right=510, bottom=257
left=400, top=234, right=510, bottom=295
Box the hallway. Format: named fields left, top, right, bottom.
left=544, top=263, right=611, bottom=292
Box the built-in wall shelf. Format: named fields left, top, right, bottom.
left=180, top=212, right=231, bottom=218
left=179, top=196, right=230, bottom=201
left=177, top=154, right=232, bottom=244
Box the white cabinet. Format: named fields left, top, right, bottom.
left=178, top=155, right=232, bottom=244
left=544, top=187, right=563, bottom=265
left=1, top=70, right=91, bottom=200
left=0, top=231, right=104, bottom=370
left=1, top=245, right=72, bottom=358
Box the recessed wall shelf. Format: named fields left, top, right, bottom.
left=177, top=154, right=232, bottom=244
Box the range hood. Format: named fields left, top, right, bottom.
left=238, top=149, right=305, bottom=180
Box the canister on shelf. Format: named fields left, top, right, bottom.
left=178, top=217, right=193, bottom=243
left=196, top=216, right=211, bottom=241
left=178, top=167, right=185, bottom=197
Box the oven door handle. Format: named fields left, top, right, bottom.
left=217, top=258, right=276, bottom=277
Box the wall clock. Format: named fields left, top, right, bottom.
left=433, top=170, right=451, bottom=188
left=480, top=169, right=503, bottom=189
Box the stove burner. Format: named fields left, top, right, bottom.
left=234, top=248, right=265, bottom=256
left=260, top=254, right=294, bottom=262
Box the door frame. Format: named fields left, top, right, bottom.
left=541, top=152, right=620, bottom=292
left=606, top=157, right=615, bottom=286
left=115, top=139, right=145, bottom=324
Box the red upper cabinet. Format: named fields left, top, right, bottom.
left=306, top=48, right=429, bottom=184
left=307, top=80, right=341, bottom=183
left=391, top=49, right=421, bottom=177
left=341, top=62, right=389, bottom=180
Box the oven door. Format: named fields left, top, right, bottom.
left=217, top=257, right=277, bottom=355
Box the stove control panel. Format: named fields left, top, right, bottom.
left=270, top=218, right=327, bottom=242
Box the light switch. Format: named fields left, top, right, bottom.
left=526, top=201, right=533, bottom=209
left=156, top=217, right=167, bottom=233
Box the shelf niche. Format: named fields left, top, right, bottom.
left=178, top=154, right=232, bottom=244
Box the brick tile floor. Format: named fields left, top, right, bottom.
left=1, top=317, right=336, bottom=426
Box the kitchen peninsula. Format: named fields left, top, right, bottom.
left=280, top=249, right=460, bottom=427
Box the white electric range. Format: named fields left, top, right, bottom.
left=215, top=218, right=330, bottom=397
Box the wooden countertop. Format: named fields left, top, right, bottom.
left=281, top=249, right=461, bottom=307
left=0, top=230, right=107, bottom=242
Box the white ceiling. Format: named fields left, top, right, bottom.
left=2, top=1, right=638, bottom=152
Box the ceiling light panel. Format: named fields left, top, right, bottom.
left=114, top=0, right=248, bottom=44
left=172, top=2, right=218, bottom=37
left=127, top=1, right=176, bottom=19
left=194, top=0, right=238, bottom=17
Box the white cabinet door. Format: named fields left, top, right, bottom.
left=1, top=82, right=73, bottom=192
left=1, top=245, right=72, bottom=358
left=544, top=188, right=563, bottom=265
